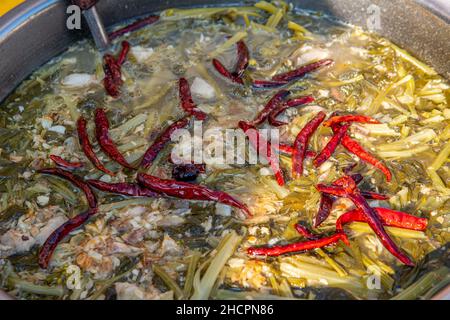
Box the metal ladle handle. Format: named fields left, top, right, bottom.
left=70, top=0, right=110, bottom=51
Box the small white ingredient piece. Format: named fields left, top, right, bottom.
left=48, top=125, right=66, bottom=135
left=37, top=195, right=50, bottom=206
left=190, top=77, right=215, bottom=100
left=131, top=46, right=154, bottom=63
left=61, top=73, right=96, bottom=88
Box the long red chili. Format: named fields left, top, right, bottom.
left=316, top=176, right=414, bottom=266
left=323, top=115, right=380, bottom=127
left=137, top=173, right=251, bottom=217
left=141, top=117, right=190, bottom=168
left=276, top=144, right=316, bottom=158
left=314, top=194, right=334, bottom=227
left=109, top=15, right=160, bottom=40
left=76, top=117, right=115, bottom=176
left=87, top=180, right=160, bottom=198
left=179, top=78, right=208, bottom=120
left=94, top=108, right=134, bottom=170
left=336, top=207, right=428, bottom=233
left=252, top=79, right=288, bottom=89
left=38, top=208, right=97, bottom=268
left=292, top=111, right=326, bottom=178
left=239, top=121, right=285, bottom=186
left=272, top=59, right=333, bottom=82
left=38, top=168, right=97, bottom=209
left=212, top=59, right=244, bottom=84
left=116, top=41, right=130, bottom=66
left=268, top=95, right=315, bottom=127
left=50, top=155, right=84, bottom=170
left=313, top=123, right=350, bottom=167
left=103, top=54, right=122, bottom=98
left=234, top=40, right=250, bottom=78
left=250, top=90, right=290, bottom=126
left=341, top=134, right=392, bottom=182
left=294, top=223, right=320, bottom=240
left=102, top=41, right=130, bottom=97
left=247, top=232, right=347, bottom=257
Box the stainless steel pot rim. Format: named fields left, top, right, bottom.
left=0, top=0, right=448, bottom=300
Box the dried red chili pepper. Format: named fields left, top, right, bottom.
left=272, top=59, right=333, bottom=82
left=137, top=173, right=252, bottom=217
left=323, top=115, right=380, bottom=127
left=336, top=207, right=428, bottom=233
left=276, top=144, right=316, bottom=158
left=102, top=41, right=130, bottom=97
left=76, top=117, right=115, bottom=176
left=94, top=108, right=134, bottom=170
left=292, top=111, right=326, bottom=178
left=50, top=155, right=83, bottom=170
left=250, top=90, right=290, bottom=126
left=179, top=78, right=208, bottom=120
left=38, top=168, right=97, bottom=209
left=268, top=95, right=315, bottom=127
left=247, top=232, right=347, bottom=257
left=294, top=223, right=320, bottom=240
left=141, top=117, right=190, bottom=168
left=252, top=79, right=288, bottom=89
left=313, top=123, right=350, bottom=167
left=234, top=40, right=250, bottom=78
left=212, top=58, right=244, bottom=84
left=360, top=191, right=390, bottom=200
left=87, top=180, right=160, bottom=197
left=103, top=54, right=122, bottom=97
left=116, top=41, right=130, bottom=66
left=109, top=15, right=160, bottom=40
left=314, top=194, right=335, bottom=227
left=316, top=176, right=414, bottom=266
left=39, top=208, right=97, bottom=268
left=239, top=121, right=285, bottom=186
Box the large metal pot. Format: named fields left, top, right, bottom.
left=0, top=0, right=449, bottom=299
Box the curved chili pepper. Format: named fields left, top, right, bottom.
left=313, top=123, right=350, bottom=167
left=38, top=168, right=97, bottom=209
left=109, top=15, right=160, bottom=40
left=141, top=117, right=190, bottom=168
left=336, top=207, right=428, bottom=233
left=294, top=223, right=320, bottom=240
left=360, top=191, right=389, bottom=200
left=234, top=40, right=250, bottom=78
left=272, top=59, right=333, bottom=82
left=247, top=232, right=347, bottom=257
left=239, top=121, right=284, bottom=186
left=39, top=208, right=97, bottom=268
left=179, top=78, right=208, bottom=120
left=276, top=144, right=316, bottom=158
left=292, top=111, right=326, bottom=178
left=314, top=194, right=335, bottom=227
left=316, top=176, right=414, bottom=266
left=94, top=108, right=134, bottom=170
left=252, top=79, right=288, bottom=89
left=268, top=95, right=315, bottom=127
left=102, top=41, right=130, bottom=97
left=212, top=59, right=244, bottom=84
left=76, top=117, right=115, bottom=176
left=323, top=115, right=380, bottom=127
left=116, top=41, right=130, bottom=66
left=103, top=54, right=122, bottom=98
left=250, top=90, right=290, bottom=126
left=49, top=155, right=84, bottom=170
left=137, top=173, right=251, bottom=217
left=87, top=180, right=160, bottom=197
